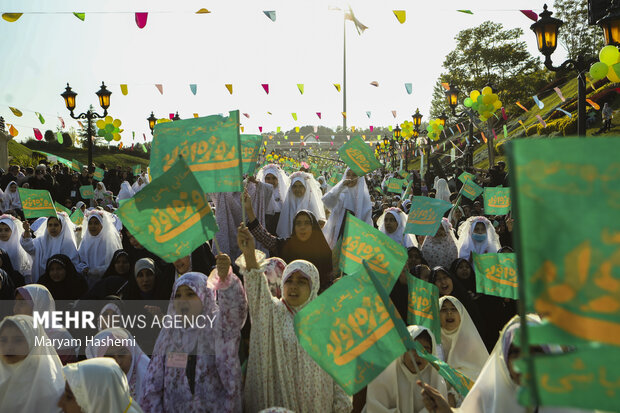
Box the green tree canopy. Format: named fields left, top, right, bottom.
left=553, top=0, right=604, bottom=61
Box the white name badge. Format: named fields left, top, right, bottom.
left=166, top=352, right=188, bottom=369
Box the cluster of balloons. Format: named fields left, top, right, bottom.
left=426, top=119, right=444, bottom=141
left=589, top=45, right=620, bottom=82
left=96, top=116, right=123, bottom=142
left=463, top=86, right=502, bottom=121
left=400, top=120, right=414, bottom=138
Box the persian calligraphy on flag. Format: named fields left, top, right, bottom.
left=338, top=136, right=382, bottom=177
left=386, top=178, right=406, bottom=194
left=472, top=252, right=518, bottom=300
left=240, top=134, right=263, bottom=176
left=407, top=274, right=441, bottom=343
left=17, top=188, right=56, bottom=219
left=404, top=196, right=452, bottom=236
left=483, top=187, right=511, bottom=215
left=460, top=178, right=483, bottom=201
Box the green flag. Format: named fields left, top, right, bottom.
left=458, top=171, right=475, bottom=183
left=17, top=188, right=56, bottom=219
left=338, top=136, right=382, bottom=176
left=69, top=207, right=84, bottom=226
left=150, top=111, right=242, bottom=193
left=412, top=341, right=475, bottom=396
left=328, top=173, right=342, bottom=186
left=240, top=134, right=263, bottom=176
left=339, top=213, right=407, bottom=292
left=509, top=137, right=620, bottom=347
left=472, top=252, right=518, bottom=300
left=295, top=261, right=413, bottom=395
left=406, top=274, right=441, bottom=343
left=71, top=159, right=84, bottom=173
left=54, top=202, right=71, bottom=216
left=483, top=187, right=511, bottom=215
left=386, top=178, right=406, bottom=194
left=373, top=186, right=384, bottom=195
left=133, top=164, right=142, bottom=176
left=116, top=157, right=219, bottom=263
left=460, top=178, right=483, bottom=201
left=404, top=196, right=453, bottom=236
left=56, top=156, right=73, bottom=169
left=93, top=167, right=105, bottom=182
left=79, top=185, right=94, bottom=199
left=398, top=169, right=408, bottom=180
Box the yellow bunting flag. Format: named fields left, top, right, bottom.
left=441, top=83, right=450, bottom=90
left=481, top=132, right=487, bottom=143
left=334, top=83, right=341, bottom=92
left=240, top=126, right=244, bottom=132
left=393, top=10, right=406, bottom=24
left=196, top=8, right=211, bottom=14
left=2, top=13, right=22, bottom=22
left=225, top=84, right=233, bottom=94
left=120, top=84, right=128, bottom=95
left=351, top=126, right=356, bottom=132
left=295, top=127, right=300, bottom=133
left=297, top=84, right=304, bottom=94
left=342, top=112, right=346, bottom=118
left=8, top=125, right=18, bottom=137
left=9, top=107, right=22, bottom=117
left=193, top=113, right=199, bottom=118
left=292, top=113, right=297, bottom=121
left=515, top=101, right=529, bottom=112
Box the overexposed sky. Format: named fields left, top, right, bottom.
left=0, top=0, right=567, bottom=146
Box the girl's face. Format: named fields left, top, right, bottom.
left=80, top=204, right=86, bottom=212
left=406, top=250, right=422, bottom=271
left=403, top=335, right=432, bottom=373
left=173, top=256, right=191, bottom=275
left=0, top=223, right=12, bottom=242
left=283, top=271, right=311, bottom=307
left=456, top=261, right=472, bottom=280
left=384, top=213, right=398, bottom=234
left=57, top=382, right=82, bottom=413
left=47, top=217, right=62, bottom=237
left=88, top=217, right=102, bottom=236
left=114, top=255, right=130, bottom=275
left=49, top=262, right=67, bottom=282
left=104, top=345, right=132, bottom=374
left=293, top=214, right=313, bottom=242
left=264, top=173, right=278, bottom=188
left=345, top=169, right=358, bottom=187
left=434, top=270, right=453, bottom=296
left=13, top=292, right=33, bottom=316
left=291, top=181, right=306, bottom=198
left=173, top=285, right=203, bottom=317
left=454, top=208, right=463, bottom=221
left=440, top=300, right=461, bottom=331
left=0, top=323, right=29, bottom=365
left=136, top=269, right=155, bottom=293
left=473, top=222, right=486, bottom=234
left=97, top=183, right=103, bottom=190
left=9, top=184, right=16, bottom=193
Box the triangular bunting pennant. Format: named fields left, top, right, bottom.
left=392, top=110, right=397, bottom=118
left=57, top=131, right=63, bottom=144
left=263, top=11, right=276, bottom=22
left=457, top=10, right=474, bottom=15
left=2, top=13, right=22, bottom=22
left=193, top=113, right=199, bottom=118
left=73, top=12, right=85, bottom=21
left=33, top=128, right=42, bottom=141
left=120, top=84, right=128, bottom=95
left=370, top=81, right=379, bottom=87
left=520, top=10, right=538, bottom=22
left=155, top=84, right=163, bottom=94
left=9, top=107, right=22, bottom=117
left=35, top=112, right=45, bottom=124
left=405, top=83, right=412, bottom=94
left=316, top=112, right=321, bottom=119
left=292, top=113, right=297, bottom=121
left=334, top=83, right=341, bottom=92
left=259, top=126, right=263, bottom=132
left=58, top=117, right=65, bottom=128
left=297, top=84, right=304, bottom=94
left=8, top=125, right=18, bottom=137
left=243, top=113, right=250, bottom=118
left=393, top=10, right=406, bottom=24
left=190, top=84, right=197, bottom=95
left=342, top=112, right=346, bottom=118
left=366, top=111, right=371, bottom=118
left=196, top=8, right=211, bottom=14
left=262, top=83, right=269, bottom=94
left=135, top=12, right=148, bottom=29
left=225, top=84, right=233, bottom=94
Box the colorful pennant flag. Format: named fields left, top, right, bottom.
left=9, top=107, right=22, bottom=117
left=35, top=112, right=45, bottom=124
left=120, top=84, right=128, bottom=95
left=393, top=10, right=406, bottom=24
left=554, top=87, right=566, bottom=102
left=316, top=112, right=322, bottom=119
left=533, top=95, right=544, bottom=109
left=8, top=125, right=18, bottom=137
left=334, top=83, right=341, bottom=92
left=520, top=10, right=538, bottom=21
left=2, top=13, right=22, bottom=22
left=370, top=81, right=379, bottom=87
left=225, top=84, right=233, bottom=94
left=155, top=84, right=163, bottom=94
left=457, top=10, right=474, bottom=14
left=33, top=128, right=42, bottom=141
left=263, top=10, right=276, bottom=22
left=405, top=83, right=412, bottom=94
left=391, top=110, right=397, bottom=118
left=189, top=84, right=197, bottom=95
left=196, top=8, right=211, bottom=14
left=261, top=84, right=269, bottom=94
left=297, top=84, right=304, bottom=94
left=516, top=101, right=529, bottom=112
left=535, top=114, right=547, bottom=127
left=291, top=113, right=297, bottom=121
left=135, top=12, right=148, bottom=29
left=586, top=99, right=600, bottom=110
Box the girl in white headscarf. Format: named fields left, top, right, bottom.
left=376, top=207, right=418, bottom=248
left=93, top=182, right=111, bottom=203
left=78, top=210, right=122, bottom=287
left=257, top=164, right=290, bottom=234
left=20, top=212, right=84, bottom=281
left=2, top=181, right=21, bottom=212
left=457, top=216, right=502, bottom=261
left=434, top=178, right=452, bottom=203
left=59, top=357, right=144, bottom=413
left=322, top=168, right=373, bottom=248
left=276, top=171, right=326, bottom=238
left=236, top=225, right=352, bottom=413
left=364, top=325, right=448, bottom=413
left=132, top=176, right=147, bottom=193
left=118, top=181, right=135, bottom=201
left=0, top=314, right=65, bottom=413
left=421, top=218, right=458, bottom=269
left=0, top=214, right=32, bottom=282
left=86, top=327, right=150, bottom=402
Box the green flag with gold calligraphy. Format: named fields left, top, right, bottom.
left=328, top=173, right=342, bottom=186
left=458, top=171, right=475, bottom=184
left=79, top=185, right=94, bottom=199
left=17, top=188, right=56, bottom=219
left=386, top=178, right=406, bottom=194
left=150, top=111, right=242, bottom=193
left=294, top=261, right=414, bottom=395
left=483, top=187, right=511, bottom=215
left=69, top=207, right=84, bottom=226
left=412, top=341, right=475, bottom=396
left=71, top=159, right=83, bottom=173
left=338, top=136, right=382, bottom=176
left=241, top=134, right=263, bottom=176
left=472, top=252, right=518, bottom=300
left=460, top=178, right=483, bottom=201
left=404, top=196, right=452, bottom=236
left=406, top=274, right=441, bottom=343
left=54, top=202, right=71, bottom=216
left=339, top=213, right=407, bottom=293
left=116, top=157, right=219, bottom=263
left=93, top=167, right=105, bottom=182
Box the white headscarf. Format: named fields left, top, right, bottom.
left=0, top=214, right=32, bottom=280
left=85, top=328, right=150, bottom=402
left=117, top=181, right=135, bottom=201
left=434, top=178, right=451, bottom=203
left=421, top=218, right=458, bottom=269
left=78, top=210, right=122, bottom=281
left=321, top=168, right=373, bottom=248
left=376, top=207, right=418, bottom=248
left=93, top=182, right=109, bottom=201
left=0, top=315, right=64, bottom=413
left=2, top=181, right=21, bottom=210
left=132, top=177, right=147, bottom=193
left=280, top=259, right=320, bottom=313
left=276, top=171, right=326, bottom=238
left=63, top=358, right=144, bottom=413
left=257, top=164, right=290, bottom=215
left=439, top=296, right=489, bottom=382
left=448, top=205, right=464, bottom=229
left=457, top=216, right=502, bottom=260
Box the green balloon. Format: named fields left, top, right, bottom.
left=477, top=95, right=484, bottom=104
left=104, top=134, right=113, bottom=142
left=472, top=102, right=479, bottom=111
left=98, top=129, right=105, bottom=137
left=464, top=97, right=473, bottom=107
left=589, top=61, right=609, bottom=80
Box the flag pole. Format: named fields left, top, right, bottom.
left=343, top=15, right=347, bottom=133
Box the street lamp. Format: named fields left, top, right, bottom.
left=172, top=112, right=181, bottom=121
left=61, top=82, right=111, bottom=168
left=531, top=4, right=596, bottom=136
left=412, top=109, right=423, bottom=130
left=598, top=0, right=620, bottom=46
left=147, top=112, right=157, bottom=135
left=437, top=112, right=448, bottom=128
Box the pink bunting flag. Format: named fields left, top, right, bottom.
left=135, top=13, right=148, bottom=29
left=58, top=117, right=65, bottom=128
left=520, top=10, right=538, bottom=22
left=262, top=84, right=269, bottom=94
left=501, top=107, right=507, bottom=120
left=492, top=129, right=498, bottom=140
left=370, top=126, right=374, bottom=132
left=155, top=84, right=163, bottom=94
left=316, top=112, right=321, bottom=119
left=34, top=128, right=43, bottom=141
left=259, top=126, right=263, bottom=132
left=554, top=87, right=566, bottom=102
left=169, top=113, right=175, bottom=120
left=331, top=141, right=334, bottom=146
left=143, top=134, right=147, bottom=141
left=536, top=115, right=547, bottom=127
left=243, top=113, right=250, bottom=118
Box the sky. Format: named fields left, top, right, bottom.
left=0, top=0, right=569, bottom=146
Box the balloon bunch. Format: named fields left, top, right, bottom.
left=588, top=45, right=620, bottom=82
left=462, top=86, right=502, bottom=121
left=96, top=116, right=123, bottom=142
left=400, top=120, right=414, bottom=138
left=426, top=119, right=444, bottom=141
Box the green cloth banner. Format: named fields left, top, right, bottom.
left=71, top=159, right=84, bottom=173
left=483, top=187, right=511, bottom=215
left=338, top=136, right=382, bottom=177
left=373, top=186, right=384, bottom=195
left=328, top=173, right=342, bottom=186
left=458, top=171, right=475, bottom=183
left=54, top=202, right=71, bottom=216
left=412, top=341, right=475, bottom=397
left=69, top=207, right=84, bottom=226
left=472, top=252, right=518, bottom=300
left=406, top=274, right=441, bottom=343
left=93, top=167, right=105, bottom=182
left=386, top=178, right=406, bottom=194
left=116, top=157, right=219, bottom=263
left=150, top=111, right=243, bottom=193
left=460, top=178, right=483, bottom=201
left=339, top=213, right=407, bottom=293
left=79, top=185, right=94, bottom=199
left=404, top=196, right=453, bottom=236
left=240, top=134, right=263, bottom=176
left=295, top=261, right=413, bottom=395
left=17, top=188, right=56, bottom=219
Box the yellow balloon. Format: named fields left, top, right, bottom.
left=494, top=100, right=502, bottom=110
left=113, top=133, right=121, bottom=141
left=470, top=90, right=480, bottom=101
left=96, top=119, right=106, bottom=129
left=490, top=94, right=499, bottom=102
left=104, top=116, right=113, bottom=123
left=482, top=94, right=494, bottom=104
left=482, top=86, right=493, bottom=95
left=113, top=119, right=122, bottom=128
left=607, top=65, right=620, bottom=82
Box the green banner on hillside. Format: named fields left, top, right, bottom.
left=407, top=274, right=441, bottom=343
left=79, top=185, right=94, bottom=199
left=386, top=178, right=406, bottom=194
left=483, top=187, right=511, bottom=215
left=338, top=136, right=382, bottom=177
left=17, top=188, right=56, bottom=219
left=404, top=196, right=453, bottom=236
left=472, top=252, right=518, bottom=300
left=240, top=134, right=263, bottom=176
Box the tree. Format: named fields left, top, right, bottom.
left=429, top=21, right=552, bottom=120
left=553, top=0, right=604, bottom=60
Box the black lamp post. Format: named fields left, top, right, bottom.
left=598, top=0, right=620, bottom=46
left=172, top=112, right=181, bottom=121
left=445, top=86, right=476, bottom=168
left=61, top=82, right=111, bottom=168
left=531, top=4, right=598, bottom=137
left=147, top=112, right=157, bottom=135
